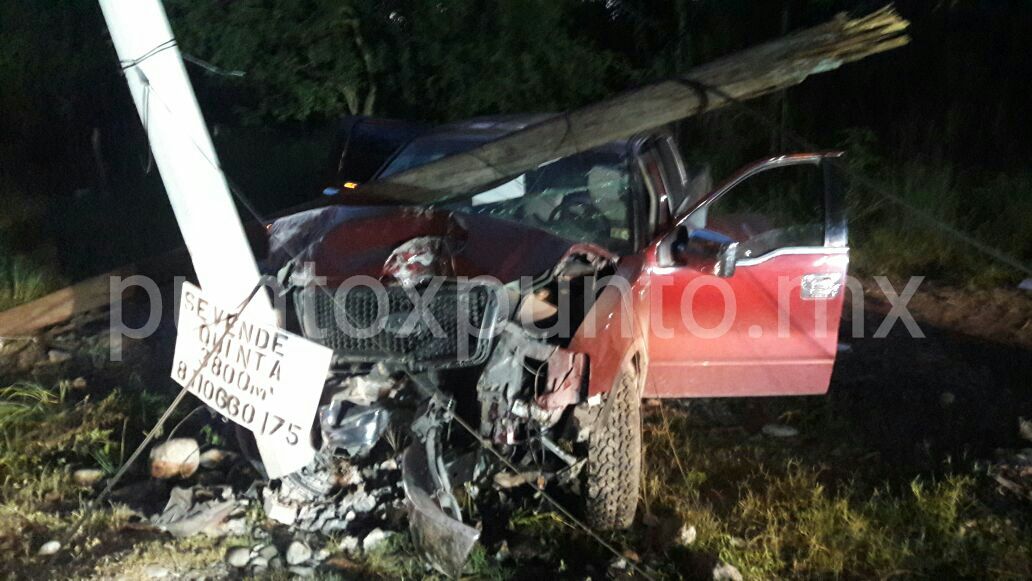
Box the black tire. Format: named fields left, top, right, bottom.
left=585, top=364, right=641, bottom=529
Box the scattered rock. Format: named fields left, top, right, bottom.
left=72, top=468, right=105, bottom=486
left=362, top=528, right=391, bottom=552
left=608, top=557, right=628, bottom=571
left=321, top=518, right=347, bottom=534
left=939, top=391, right=956, bottom=407
left=712, top=562, right=743, bottom=581
left=249, top=556, right=269, bottom=568
left=37, top=540, right=61, bottom=555
left=761, top=424, right=799, bottom=438
left=198, top=448, right=228, bottom=469
left=150, top=438, right=200, bottom=479
left=223, top=516, right=248, bottom=536
left=339, top=536, right=360, bottom=553
left=144, top=564, right=171, bottom=578
left=379, top=458, right=398, bottom=471
left=15, top=341, right=45, bottom=370
left=349, top=490, right=377, bottom=513
left=1018, top=278, right=1032, bottom=291
left=289, top=565, right=315, bottom=577
left=258, top=544, right=279, bottom=560
left=263, top=494, right=299, bottom=525
left=678, top=524, right=698, bottom=546
left=226, top=547, right=251, bottom=568
left=224, top=549, right=248, bottom=569
left=495, top=540, right=511, bottom=562
left=47, top=349, right=72, bottom=364
left=286, top=540, right=312, bottom=565
left=1019, top=417, right=1032, bottom=443
left=314, top=548, right=330, bottom=562
left=269, top=556, right=285, bottom=570
left=71, top=376, right=88, bottom=389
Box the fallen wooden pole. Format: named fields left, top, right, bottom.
left=0, top=267, right=135, bottom=338
left=361, top=5, right=909, bottom=203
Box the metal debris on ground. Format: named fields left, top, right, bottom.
left=151, top=486, right=246, bottom=538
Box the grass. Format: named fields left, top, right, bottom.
left=0, top=380, right=180, bottom=577
left=630, top=402, right=1032, bottom=579
left=487, top=396, right=1032, bottom=579
left=841, top=128, right=1032, bottom=286
left=0, top=251, right=62, bottom=312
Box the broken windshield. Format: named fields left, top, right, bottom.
left=439, top=149, right=635, bottom=254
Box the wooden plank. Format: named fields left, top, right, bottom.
left=0, top=266, right=136, bottom=337
left=360, top=5, right=909, bottom=203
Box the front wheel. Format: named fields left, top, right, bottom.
left=584, top=364, right=642, bottom=529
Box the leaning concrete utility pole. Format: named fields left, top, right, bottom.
left=97, top=0, right=314, bottom=477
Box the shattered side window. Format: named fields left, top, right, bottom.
left=445, top=149, right=635, bottom=254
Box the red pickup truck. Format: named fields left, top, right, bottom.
left=266, top=115, right=849, bottom=574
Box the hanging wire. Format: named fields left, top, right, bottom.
left=119, top=38, right=177, bottom=71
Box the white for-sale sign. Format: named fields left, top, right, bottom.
left=172, top=282, right=331, bottom=450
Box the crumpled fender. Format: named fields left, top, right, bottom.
left=568, top=255, right=649, bottom=397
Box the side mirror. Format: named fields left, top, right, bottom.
left=662, top=227, right=738, bottom=277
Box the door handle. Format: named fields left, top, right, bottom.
left=801, top=273, right=843, bottom=299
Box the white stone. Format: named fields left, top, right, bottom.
left=47, top=349, right=72, bottom=364
left=144, top=564, right=170, bottom=578
left=226, top=547, right=251, bottom=568
left=338, top=536, right=360, bottom=553
left=712, top=562, right=743, bottom=581
left=199, top=448, right=227, bottom=469
left=349, top=490, right=377, bottom=513
left=286, top=540, right=312, bottom=565
left=72, top=468, right=105, bottom=486
left=150, top=438, right=200, bottom=479
left=362, top=528, right=392, bottom=552
left=761, top=424, right=799, bottom=438
left=258, top=544, right=279, bottom=560
left=678, top=525, right=698, bottom=546
left=37, top=540, right=61, bottom=555
left=263, top=495, right=299, bottom=525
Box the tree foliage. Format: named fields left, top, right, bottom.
left=167, top=0, right=617, bottom=122
left=167, top=0, right=380, bottom=120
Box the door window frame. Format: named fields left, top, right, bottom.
left=674, top=153, right=848, bottom=266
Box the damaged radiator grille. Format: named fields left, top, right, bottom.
left=299, top=283, right=499, bottom=368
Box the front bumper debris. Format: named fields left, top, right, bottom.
left=402, top=443, right=480, bottom=577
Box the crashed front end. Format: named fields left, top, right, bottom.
left=267, top=207, right=611, bottom=575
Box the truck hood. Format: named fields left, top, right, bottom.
left=267, top=205, right=604, bottom=285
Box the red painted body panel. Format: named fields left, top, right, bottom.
left=308, top=208, right=582, bottom=285
left=643, top=250, right=848, bottom=397
left=290, top=151, right=848, bottom=402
